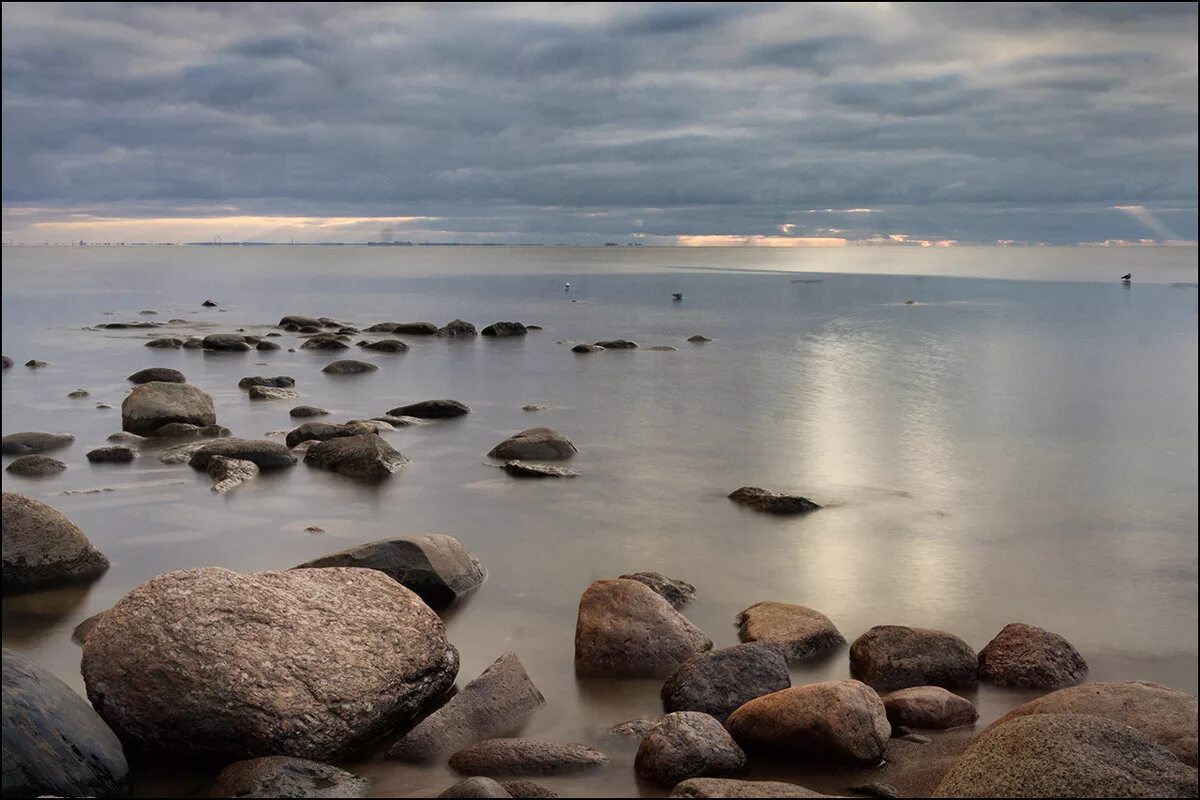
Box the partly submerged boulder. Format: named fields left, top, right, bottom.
left=977, top=623, right=1088, bottom=690
left=487, top=428, right=577, bottom=460
left=204, top=756, right=369, bottom=798
left=736, top=602, right=845, bottom=660
left=303, top=434, right=408, bottom=481
left=728, top=487, right=820, bottom=515
left=121, top=382, right=216, bottom=435
left=388, top=399, right=471, bottom=419
left=661, top=642, right=791, bottom=722
left=849, top=626, right=978, bottom=693
left=2, top=493, right=110, bottom=593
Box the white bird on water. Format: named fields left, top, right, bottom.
left=564, top=282, right=571, bottom=291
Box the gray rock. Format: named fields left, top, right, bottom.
left=202, top=334, right=252, bottom=351
left=736, top=602, right=845, bottom=660
left=388, top=399, right=471, bottom=418
left=286, top=422, right=365, bottom=449
left=2, top=649, right=129, bottom=798
left=439, top=319, right=478, bottom=337
left=295, top=533, right=485, bottom=609
left=636, top=711, right=746, bottom=786
left=390, top=322, right=439, bottom=335
left=448, top=738, right=609, bottom=776
left=619, top=572, right=695, bottom=609
left=687, top=335, right=712, bottom=343
left=522, top=404, right=549, bottom=411
left=661, top=642, right=791, bottom=722
left=279, top=315, right=322, bottom=328
left=2, top=493, right=110, bottom=593
left=5, top=455, right=67, bottom=477
left=849, top=626, right=978, bottom=693
left=670, top=779, right=833, bottom=797
left=183, top=336, right=204, bottom=348
left=371, top=414, right=423, bottom=427
left=487, top=428, right=577, bottom=460
left=439, top=777, right=512, bottom=798
left=106, top=431, right=146, bottom=445
left=1, top=355, right=11, bottom=368
left=571, top=344, right=604, bottom=353
left=128, top=367, right=186, bottom=384
left=208, top=456, right=260, bottom=494
left=149, top=422, right=231, bottom=439
left=239, top=375, right=296, bottom=389
left=881, top=686, right=978, bottom=730
left=248, top=384, right=302, bottom=400
left=256, top=340, right=281, bottom=351
left=607, top=719, right=660, bottom=739
left=86, top=446, right=136, bottom=464
left=389, top=652, right=545, bottom=760
left=202, top=299, right=219, bottom=307
left=322, top=359, right=380, bottom=375
left=81, top=567, right=459, bottom=760
left=500, top=460, right=580, bottom=478
left=145, top=337, right=183, bottom=348
left=187, top=439, right=298, bottom=470
left=481, top=322, right=528, bottom=337
left=358, top=339, right=408, bottom=352
left=300, top=334, right=350, bottom=351
left=159, top=438, right=234, bottom=465
left=1, top=432, right=75, bottom=455
left=96, top=321, right=159, bottom=329
left=341, top=419, right=395, bottom=434
left=291, top=406, right=331, bottom=418
left=594, top=339, right=638, bottom=349
left=933, top=713, right=1198, bottom=798
left=205, top=756, right=369, bottom=798
left=24, top=359, right=49, bottom=367
left=977, top=623, right=1088, bottom=689
left=728, top=487, right=821, bottom=514
left=303, top=434, right=408, bottom=481
left=121, top=382, right=216, bottom=435
left=67, top=389, right=91, bottom=398
left=575, top=578, right=712, bottom=677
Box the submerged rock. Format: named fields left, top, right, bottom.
left=24, top=359, right=49, bottom=368
left=388, top=399, right=471, bottom=419
left=736, top=602, right=845, bottom=660
left=619, top=572, right=695, bottom=609
left=208, top=456, right=260, bottom=494
left=106, top=431, right=146, bottom=445
left=728, top=487, right=821, bottom=514
left=149, top=422, right=231, bottom=439
left=122, top=381, right=216, bottom=435
left=5, top=455, right=67, bottom=476
left=145, top=337, right=183, bottom=348
left=187, top=439, right=298, bottom=470
left=128, top=367, right=186, bottom=384
left=439, top=319, right=478, bottom=337
left=322, top=359, right=379, bottom=374
left=1, top=431, right=75, bottom=455
left=300, top=334, right=350, bottom=351
left=571, top=344, right=604, bottom=353
left=279, top=315, right=322, bottom=328
left=481, top=322, right=528, bottom=337
left=86, top=446, right=136, bottom=464
left=286, top=421, right=366, bottom=449
left=645, top=345, right=678, bottom=351
left=661, top=642, right=791, bottom=722
left=881, top=687, right=978, bottom=730
left=239, top=375, right=296, bottom=389
left=607, top=719, right=660, bottom=739
left=448, top=738, right=609, bottom=776
left=290, top=406, right=331, bottom=418
left=205, top=756, right=369, bottom=798
left=256, top=340, right=281, bottom=351
left=202, top=299, right=219, bottom=307
left=1, top=355, right=11, bottom=368
left=977, top=622, right=1088, bottom=689
left=202, top=334, right=252, bottom=351
left=687, top=335, right=712, bottom=343
left=2, top=493, right=110, bottom=593
left=594, top=339, right=638, bottom=349
left=850, top=626, right=978, bottom=693
left=357, top=339, right=408, bottom=352
left=500, top=460, right=580, bottom=478
left=303, top=434, right=408, bottom=481
left=488, top=428, right=577, bottom=460
left=391, top=322, right=440, bottom=335
left=497, top=780, right=557, bottom=798
left=248, top=384, right=302, bottom=400
left=67, top=389, right=91, bottom=398
left=636, top=712, right=746, bottom=787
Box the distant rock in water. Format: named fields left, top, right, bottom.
left=122, top=382, right=216, bottom=435
left=593, top=339, right=637, bottom=349
left=366, top=321, right=439, bottom=335
left=388, top=399, right=471, bottom=419
left=256, top=340, right=281, bottom=351
left=303, top=434, right=408, bottom=481
left=571, top=344, right=604, bottom=353
left=86, top=446, right=136, bottom=464
left=145, top=337, right=183, bottom=348
left=205, top=756, right=369, bottom=799
left=202, top=299, right=219, bottom=307
left=149, top=422, right=231, bottom=439
left=24, top=359, right=49, bottom=368
left=645, top=345, right=678, bottom=351
left=2, top=493, right=110, bottom=593
left=187, top=439, right=298, bottom=470
left=439, top=319, right=478, bottom=337
left=500, top=460, right=579, bottom=478
left=976, top=623, right=1088, bottom=689
left=96, top=321, right=159, bottom=329
left=358, top=339, right=408, bottom=352
left=290, top=405, right=331, bottom=418
left=488, top=428, right=577, bottom=460
left=67, top=389, right=90, bottom=398
left=300, top=334, right=350, bottom=351
left=728, top=487, right=821, bottom=515
left=286, top=422, right=365, bottom=449
left=106, top=431, right=146, bottom=445
left=1, top=432, right=76, bottom=455
left=322, top=359, right=380, bottom=375
left=481, top=322, right=528, bottom=337
left=6, top=455, right=67, bottom=477
left=522, top=404, right=549, bottom=411
left=2, top=355, right=12, bottom=368
left=239, top=375, right=295, bottom=389
left=279, top=315, right=322, bottom=328
left=128, top=367, right=186, bottom=384
left=687, top=335, right=712, bottom=343
left=249, top=385, right=301, bottom=400
left=202, top=334, right=252, bottom=351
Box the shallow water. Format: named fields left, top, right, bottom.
left=2, top=245, right=1197, bottom=797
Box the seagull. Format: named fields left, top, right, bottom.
left=564, top=282, right=571, bottom=291
left=1121, top=273, right=1132, bottom=282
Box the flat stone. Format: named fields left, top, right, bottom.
left=86, top=446, right=136, bottom=463
left=687, top=335, right=712, bottom=343
left=300, top=334, right=350, bottom=351
left=280, top=315, right=323, bottom=328
left=618, top=572, right=695, bottom=608
left=977, top=622, right=1088, bottom=689
left=149, top=422, right=231, bottom=438
left=208, top=456, right=260, bottom=494
left=67, top=389, right=91, bottom=398
left=187, top=438, right=298, bottom=470
left=205, top=756, right=369, bottom=798
left=5, top=455, right=67, bottom=477
left=128, top=367, right=186, bottom=384
left=358, top=339, right=408, bottom=352
left=488, top=428, right=577, bottom=460
left=501, top=460, right=580, bottom=478
left=645, top=345, right=678, bottom=351
left=106, top=431, right=146, bottom=445
left=662, top=642, right=791, bottom=722
left=849, top=626, right=978, bottom=693
left=2, top=493, right=109, bottom=593
left=736, top=602, right=845, bottom=660
left=728, top=487, right=821, bottom=514
left=202, top=334, right=252, bottom=351
left=881, top=687, right=979, bottom=730
left=291, top=406, right=331, bottom=418
left=145, top=337, right=183, bottom=348
left=571, top=344, right=603, bottom=353
left=303, top=433, right=408, bottom=481
left=322, top=359, right=379, bottom=374
left=248, top=384, right=302, bottom=400
left=448, top=738, right=609, bottom=776
left=1, top=432, right=75, bottom=455
left=239, top=376, right=296, bottom=389
left=388, top=399, right=471, bottom=418
left=594, top=339, right=638, bottom=349
left=635, top=711, right=746, bottom=786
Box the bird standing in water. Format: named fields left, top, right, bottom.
left=564, top=282, right=571, bottom=292
left=1121, top=273, right=1132, bottom=282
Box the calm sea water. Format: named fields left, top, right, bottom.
left=2, top=245, right=1197, bottom=797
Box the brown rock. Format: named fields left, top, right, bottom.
left=881, top=687, right=978, bottom=730
left=977, top=623, right=1088, bottom=689
left=205, top=756, right=369, bottom=797
left=448, top=738, right=608, bottom=776
left=849, top=626, right=977, bottom=692
left=2, top=493, right=110, bottom=593
left=736, top=602, right=845, bottom=660
left=635, top=711, right=746, bottom=786
left=121, top=381, right=216, bottom=435
left=728, top=487, right=820, bottom=514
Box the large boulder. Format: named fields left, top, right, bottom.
left=303, top=434, right=408, bottom=481
left=481, top=322, right=528, bottom=337
left=881, top=686, right=978, bottom=730
left=2, top=493, right=110, bottom=593
left=205, top=756, right=369, bottom=798
left=448, top=738, right=608, bottom=776
left=736, top=602, right=845, bottom=660
left=575, top=578, right=712, bottom=677
left=933, top=713, right=1198, bottom=798
left=635, top=712, right=746, bottom=786
left=202, top=334, right=252, bottom=351
left=80, top=567, right=459, bottom=760
left=187, top=439, right=298, bottom=470
left=128, top=367, right=185, bottom=384
left=388, top=399, right=471, bottom=419
left=986, top=680, right=1198, bottom=767
left=977, top=623, right=1088, bottom=689
left=2, top=649, right=129, bottom=798
left=724, top=680, right=890, bottom=764
left=849, top=626, right=978, bottom=692
left=1, top=431, right=75, bottom=455
left=661, top=643, right=791, bottom=722
left=728, top=487, right=821, bottom=514
left=121, top=381, right=216, bottom=435
left=5, top=455, right=67, bottom=476
left=389, top=652, right=545, bottom=761
left=294, top=534, right=485, bottom=609
left=487, top=428, right=577, bottom=460
left=670, top=779, right=832, bottom=797
left=291, top=406, right=331, bottom=418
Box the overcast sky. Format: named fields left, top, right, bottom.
left=2, top=2, right=1196, bottom=245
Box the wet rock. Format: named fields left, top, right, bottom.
left=736, top=602, right=845, bottom=660
left=481, top=322, right=528, bottom=337
left=202, top=299, right=219, bottom=307
left=646, top=345, right=678, bottom=351
left=687, top=335, right=712, bottom=343
left=977, top=622, right=1088, bottom=689
left=849, top=626, right=978, bottom=693
left=933, top=713, right=1197, bottom=798
left=448, top=738, right=609, bottom=776
left=67, top=389, right=91, bottom=398
left=390, top=652, right=545, bottom=761
left=128, top=367, right=186, bottom=384
left=183, top=337, right=204, bottom=349
left=728, top=487, right=821, bottom=514
left=358, top=339, right=408, bottom=352
left=208, top=456, right=260, bottom=494
left=81, top=567, right=459, bottom=760
left=266, top=331, right=282, bottom=337
left=145, top=337, right=183, bottom=348
left=280, top=315, right=322, bottom=328
left=300, top=334, right=350, bottom=351
left=86, top=446, right=136, bottom=464
left=106, top=431, right=146, bottom=445
left=372, top=414, right=423, bottom=427
left=256, top=340, right=281, bottom=351
left=239, top=375, right=296, bottom=389
left=202, top=334, right=252, bottom=351
left=97, top=321, right=159, bottom=329
left=6, top=455, right=68, bottom=477
left=881, top=687, right=978, bottom=730
left=305, top=526, right=326, bottom=533
left=488, top=428, right=577, bottom=460
left=392, top=322, right=439, bottom=335
left=206, top=756, right=369, bottom=798
left=2, top=649, right=129, bottom=798
left=341, top=419, right=395, bottom=434
left=571, top=344, right=603, bottom=353
left=439, top=319, right=478, bottom=337
left=725, top=680, right=890, bottom=764
left=243, top=335, right=264, bottom=345
left=439, top=777, right=512, bottom=798
left=149, top=422, right=231, bottom=439
left=671, top=779, right=832, bottom=797
left=607, top=719, right=659, bottom=739
left=1, top=355, right=11, bottom=368
left=619, top=572, right=695, bottom=609
left=304, top=434, right=408, bottom=481
left=2, top=493, right=110, bottom=593
left=522, top=404, right=549, bottom=411
left=594, top=339, right=638, bottom=349
left=986, top=680, right=1198, bottom=766
left=1, top=431, right=75, bottom=455
left=248, top=384, right=302, bottom=400
left=295, top=533, right=485, bottom=609
left=497, top=780, right=557, bottom=798
left=338, top=327, right=359, bottom=335
left=159, top=438, right=232, bottom=465
left=661, top=642, right=791, bottom=722
left=500, top=460, right=580, bottom=478
left=636, top=712, right=746, bottom=786
left=300, top=325, right=322, bottom=334
left=388, top=399, right=471, bottom=419
left=322, top=359, right=380, bottom=375
left=96, top=403, right=114, bottom=409
left=122, top=381, right=216, bottom=435
left=286, top=422, right=366, bottom=449
left=575, top=578, right=712, bottom=677
left=187, top=439, right=298, bottom=470
left=291, top=406, right=331, bottom=418
left=24, top=359, right=49, bottom=367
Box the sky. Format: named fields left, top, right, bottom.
left=1, top=2, right=1197, bottom=246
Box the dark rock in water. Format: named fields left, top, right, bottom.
left=1, top=355, right=12, bottom=368
left=202, top=299, right=219, bottom=307
left=571, top=343, right=604, bottom=353
left=497, top=779, right=556, bottom=798
left=239, top=375, right=296, bottom=389
left=145, top=337, right=183, bottom=348
left=283, top=323, right=301, bottom=332
left=122, top=381, right=216, bottom=435
left=301, top=334, right=350, bottom=350
left=501, top=460, right=580, bottom=478
left=159, top=438, right=233, bottom=465
left=736, top=602, right=845, bottom=660
left=687, top=335, right=712, bottom=343
left=24, top=359, right=49, bottom=367
left=96, top=403, right=114, bottom=409
left=635, top=712, right=746, bottom=787
left=2, top=493, right=110, bottom=593
left=364, top=322, right=401, bottom=332
left=2, top=648, right=129, bottom=798
left=932, top=713, right=1197, bottom=798
left=202, top=334, right=252, bottom=351
left=575, top=578, right=712, bottom=677
left=388, top=399, right=471, bottom=419
left=304, top=525, right=326, bottom=533
left=850, top=626, right=977, bottom=693
left=881, top=686, right=978, bottom=730
left=390, top=652, right=545, bottom=761
left=661, top=642, right=790, bottom=722
left=977, top=622, right=1088, bottom=689
left=86, top=446, right=136, bottom=464
left=850, top=783, right=899, bottom=798
left=728, top=487, right=821, bottom=514
left=448, top=738, right=609, bottom=776
left=68, top=389, right=91, bottom=398
left=208, top=456, right=260, bottom=494
left=392, top=322, right=439, bottom=335
left=5, top=455, right=67, bottom=477
left=481, top=322, right=528, bottom=337
left=338, top=327, right=359, bottom=335
left=488, top=428, right=577, bottom=460
left=371, top=414, right=422, bottom=427
left=243, top=335, right=263, bottom=345
left=607, top=719, right=659, bottom=739
left=206, top=756, right=369, bottom=798
left=81, top=567, right=460, bottom=760
left=439, top=319, right=478, bottom=337
left=286, top=422, right=365, bottom=449
left=188, top=439, right=298, bottom=470
left=358, top=339, right=408, bottom=352
left=128, top=367, right=186, bottom=384
left=182, top=336, right=204, bottom=348
left=96, top=321, right=160, bottom=329
left=106, top=431, right=146, bottom=445
left=619, top=572, right=695, bottom=609
left=522, top=404, right=549, bottom=412
left=266, top=331, right=282, bottom=337
left=645, top=345, right=678, bottom=351
left=725, top=680, right=890, bottom=764
left=291, top=405, right=331, bottom=418
left=303, top=434, right=407, bottom=481
left=439, top=777, right=512, bottom=798
left=279, top=315, right=322, bottom=328
left=593, top=339, right=637, bottom=349
left=670, top=778, right=833, bottom=797
left=322, top=359, right=380, bottom=374
left=1, top=431, right=76, bottom=455
left=295, top=533, right=485, bottom=610
left=248, top=384, right=302, bottom=400
left=300, top=325, right=322, bottom=334
left=256, top=340, right=281, bottom=351
left=149, top=422, right=231, bottom=439
left=319, top=318, right=341, bottom=328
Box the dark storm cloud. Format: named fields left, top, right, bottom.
left=2, top=2, right=1196, bottom=243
